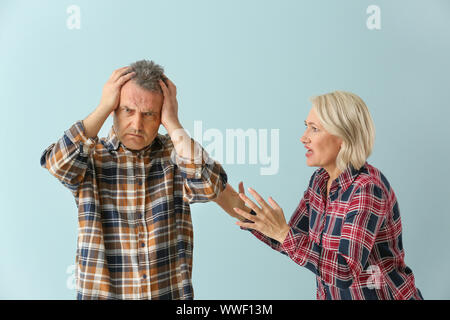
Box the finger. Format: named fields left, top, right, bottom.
left=112, top=67, right=131, bottom=81
left=238, top=193, right=261, bottom=214
left=268, top=196, right=281, bottom=210
left=247, top=187, right=270, bottom=210
left=117, top=71, right=136, bottom=85
left=238, top=182, right=245, bottom=194
left=235, top=220, right=257, bottom=230
left=159, top=79, right=169, bottom=97
left=163, top=75, right=177, bottom=94
left=233, top=207, right=257, bottom=223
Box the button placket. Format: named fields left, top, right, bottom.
left=136, top=153, right=150, bottom=289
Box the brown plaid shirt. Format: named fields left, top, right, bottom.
left=41, top=121, right=227, bottom=299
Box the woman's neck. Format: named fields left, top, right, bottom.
left=324, top=164, right=342, bottom=183
left=324, top=164, right=342, bottom=197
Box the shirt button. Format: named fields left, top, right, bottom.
left=143, top=274, right=147, bottom=279
left=137, top=179, right=143, bottom=185
left=141, top=242, right=145, bottom=247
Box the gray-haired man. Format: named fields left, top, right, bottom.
left=41, top=60, right=246, bottom=299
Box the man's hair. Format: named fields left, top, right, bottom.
left=310, top=91, right=376, bottom=171
left=129, top=59, right=165, bottom=93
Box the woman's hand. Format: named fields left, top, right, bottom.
left=233, top=186, right=290, bottom=244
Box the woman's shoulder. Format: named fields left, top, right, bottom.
left=355, top=163, right=393, bottom=197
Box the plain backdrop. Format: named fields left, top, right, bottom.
left=0, top=0, right=449, bottom=299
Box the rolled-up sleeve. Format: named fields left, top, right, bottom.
left=40, top=120, right=97, bottom=196
left=172, top=139, right=227, bottom=204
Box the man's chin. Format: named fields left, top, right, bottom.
left=122, top=140, right=148, bottom=152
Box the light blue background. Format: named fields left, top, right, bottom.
left=1, top=0, right=449, bottom=299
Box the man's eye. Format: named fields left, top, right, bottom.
left=143, top=112, right=153, bottom=117
left=124, top=108, right=131, bottom=113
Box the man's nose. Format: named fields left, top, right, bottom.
left=131, top=113, right=144, bottom=131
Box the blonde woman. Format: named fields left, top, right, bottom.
left=218, top=91, right=423, bottom=300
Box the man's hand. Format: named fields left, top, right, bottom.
left=83, top=66, right=135, bottom=138
left=99, top=66, right=136, bottom=113
left=159, top=76, right=181, bottom=133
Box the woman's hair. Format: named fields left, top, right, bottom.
left=310, top=91, right=375, bottom=171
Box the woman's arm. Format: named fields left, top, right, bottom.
left=235, top=182, right=388, bottom=289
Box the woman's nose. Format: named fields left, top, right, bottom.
left=300, top=131, right=309, bottom=144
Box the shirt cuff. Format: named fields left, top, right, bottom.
left=280, top=226, right=308, bottom=256
left=171, top=141, right=212, bottom=179
left=64, top=120, right=98, bottom=155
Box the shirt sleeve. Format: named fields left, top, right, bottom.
left=249, top=188, right=311, bottom=257
left=172, top=139, right=227, bottom=204
left=281, top=182, right=387, bottom=288
left=250, top=181, right=387, bottom=289
left=40, top=120, right=97, bottom=196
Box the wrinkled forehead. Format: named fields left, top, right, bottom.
left=120, top=80, right=163, bottom=112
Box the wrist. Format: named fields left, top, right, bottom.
left=277, top=224, right=290, bottom=244
left=165, top=119, right=183, bottom=136
left=96, top=103, right=114, bottom=117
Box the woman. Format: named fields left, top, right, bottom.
left=226, top=91, right=423, bottom=300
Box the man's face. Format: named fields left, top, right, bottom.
left=113, top=80, right=163, bottom=151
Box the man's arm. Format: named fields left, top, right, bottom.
left=83, top=67, right=135, bottom=138
left=214, top=182, right=250, bottom=220
left=40, top=67, right=135, bottom=195
left=158, top=77, right=196, bottom=161
left=159, top=76, right=231, bottom=203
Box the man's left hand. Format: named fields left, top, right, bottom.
left=160, top=76, right=182, bottom=133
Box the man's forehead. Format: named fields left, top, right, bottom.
left=120, top=83, right=163, bottom=111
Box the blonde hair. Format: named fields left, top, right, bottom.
left=310, top=91, right=375, bottom=171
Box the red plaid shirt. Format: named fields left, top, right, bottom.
left=251, top=163, right=423, bottom=300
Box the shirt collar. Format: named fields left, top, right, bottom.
left=104, top=126, right=163, bottom=154
left=317, top=163, right=365, bottom=194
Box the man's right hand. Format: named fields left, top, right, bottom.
left=83, top=67, right=135, bottom=139
left=98, top=66, right=136, bottom=113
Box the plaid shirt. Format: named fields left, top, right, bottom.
left=251, top=163, right=423, bottom=300
left=41, top=121, right=227, bottom=300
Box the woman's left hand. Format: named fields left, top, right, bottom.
left=234, top=186, right=290, bottom=244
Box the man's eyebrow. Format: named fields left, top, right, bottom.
left=304, top=121, right=318, bottom=126
left=121, top=105, right=156, bottom=114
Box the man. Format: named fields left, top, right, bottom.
left=41, top=60, right=244, bottom=299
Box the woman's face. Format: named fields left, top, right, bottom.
left=300, top=107, right=342, bottom=171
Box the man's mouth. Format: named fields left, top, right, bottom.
left=127, top=133, right=144, bottom=139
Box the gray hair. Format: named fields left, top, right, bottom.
left=129, top=59, right=165, bottom=93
